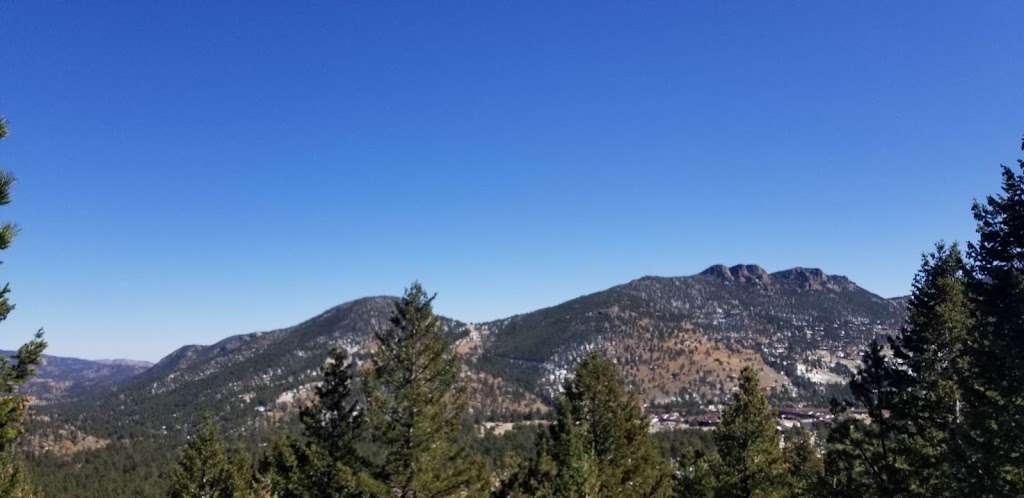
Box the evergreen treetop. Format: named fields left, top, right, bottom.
left=962, top=137, right=1024, bottom=494
left=498, top=353, right=672, bottom=498
left=364, top=282, right=485, bottom=498
left=712, top=366, right=787, bottom=498
left=0, top=115, right=45, bottom=498
left=168, top=416, right=253, bottom=498
left=299, top=347, right=365, bottom=469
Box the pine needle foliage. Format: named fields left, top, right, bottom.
left=363, top=282, right=486, bottom=498
left=498, top=354, right=672, bottom=498
left=712, top=366, right=788, bottom=498
left=0, top=115, right=46, bottom=498
left=962, top=137, right=1024, bottom=495
left=168, top=416, right=254, bottom=498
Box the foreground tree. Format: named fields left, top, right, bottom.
left=363, top=282, right=485, bottom=497
left=499, top=354, right=673, bottom=498
left=673, top=447, right=721, bottom=498
left=824, top=243, right=974, bottom=498
left=0, top=450, right=34, bottom=498
left=299, top=347, right=363, bottom=468
left=782, top=429, right=824, bottom=497
left=675, top=366, right=807, bottom=498
left=712, top=367, right=787, bottom=498
left=0, top=116, right=46, bottom=497
left=824, top=338, right=909, bottom=496
left=261, top=348, right=383, bottom=497
left=259, top=434, right=384, bottom=498
left=168, top=416, right=253, bottom=498
left=962, top=137, right=1024, bottom=495
left=891, top=243, right=972, bottom=496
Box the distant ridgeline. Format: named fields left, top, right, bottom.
left=34, top=264, right=904, bottom=439
left=1, top=351, right=150, bottom=404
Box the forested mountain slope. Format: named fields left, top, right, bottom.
left=473, top=264, right=906, bottom=405
left=41, top=265, right=905, bottom=439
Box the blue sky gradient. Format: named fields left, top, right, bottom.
left=1, top=1, right=1022, bottom=361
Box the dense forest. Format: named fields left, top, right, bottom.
left=3, top=126, right=1024, bottom=496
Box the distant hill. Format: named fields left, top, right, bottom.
left=51, top=297, right=543, bottom=436
left=43, top=264, right=906, bottom=438
left=1, top=351, right=151, bottom=403
left=473, top=264, right=905, bottom=407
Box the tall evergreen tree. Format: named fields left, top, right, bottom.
left=498, top=354, right=672, bottom=498
left=550, top=421, right=601, bottom=498
left=168, top=416, right=254, bottom=498
left=962, top=137, right=1024, bottom=495
left=825, top=243, right=974, bottom=497
left=363, top=282, right=485, bottom=497
left=262, top=347, right=383, bottom=498
left=712, top=366, right=787, bottom=498
left=823, top=342, right=906, bottom=497
left=258, top=436, right=309, bottom=498
left=491, top=431, right=558, bottom=498
left=259, top=434, right=385, bottom=498
left=0, top=116, right=46, bottom=497
left=782, top=429, right=824, bottom=498
left=673, top=447, right=720, bottom=498
left=299, top=347, right=366, bottom=470
left=890, top=243, right=972, bottom=496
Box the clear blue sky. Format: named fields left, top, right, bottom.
left=1, top=2, right=1021, bottom=361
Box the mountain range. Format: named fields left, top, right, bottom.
left=35, top=264, right=907, bottom=440
left=1, top=351, right=151, bottom=404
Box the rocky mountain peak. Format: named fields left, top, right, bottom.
left=696, top=264, right=861, bottom=291
left=771, top=267, right=854, bottom=291
left=698, top=264, right=771, bottom=285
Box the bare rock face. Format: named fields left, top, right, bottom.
left=699, top=264, right=857, bottom=290
left=771, top=267, right=857, bottom=291
left=699, top=263, right=770, bottom=283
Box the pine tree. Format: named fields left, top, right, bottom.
left=259, top=434, right=385, bottom=498
left=890, top=243, right=972, bottom=496
left=823, top=342, right=905, bottom=497
left=673, top=448, right=720, bottom=498
left=823, top=245, right=973, bottom=498
left=299, top=347, right=366, bottom=470
left=0, top=116, right=46, bottom=498
left=258, top=436, right=308, bottom=498
left=712, top=366, right=787, bottom=498
left=962, top=137, right=1024, bottom=495
left=262, top=347, right=383, bottom=498
left=550, top=418, right=600, bottom=498
left=498, top=354, right=672, bottom=498
left=363, top=282, right=485, bottom=497
left=823, top=244, right=974, bottom=498
left=0, top=450, right=35, bottom=498
left=782, top=429, right=824, bottom=497
left=262, top=346, right=389, bottom=498
left=492, top=432, right=558, bottom=498
left=168, top=416, right=254, bottom=498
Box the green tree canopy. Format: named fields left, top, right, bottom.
left=712, top=366, right=787, bottom=498
left=363, top=282, right=485, bottom=497
left=961, top=137, right=1024, bottom=494
left=299, top=347, right=366, bottom=470
left=0, top=116, right=46, bottom=498
left=498, top=353, right=672, bottom=498
left=168, top=416, right=253, bottom=498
